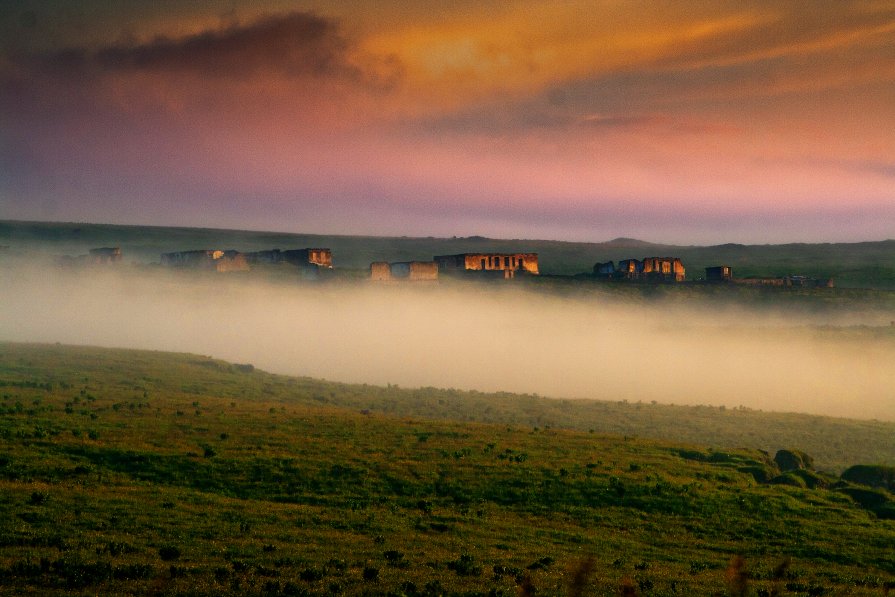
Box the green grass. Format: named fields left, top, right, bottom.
left=1, top=342, right=895, bottom=595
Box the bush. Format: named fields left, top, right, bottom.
left=158, top=546, right=181, bottom=561
left=790, top=469, right=829, bottom=489
left=362, top=566, right=379, bottom=581
left=873, top=502, right=895, bottom=520
left=299, top=567, right=325, bottom=582
left=774, top=449, right=814, bottom=472
left=739, top=465, right=776, bottom=484
left=836, top=486, right=891, bottom=510
left=841, top=465, right=895, bottom=491
left=447, top=553, right=482, bottom=577
left=383, top=550, right=404, bottom=563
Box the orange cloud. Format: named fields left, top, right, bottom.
left=361, top=3, right=769, bottom=109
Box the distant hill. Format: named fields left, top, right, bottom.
left=2, top=220, right=894, bottom=288
left=601, top=236, right=669, bottom=249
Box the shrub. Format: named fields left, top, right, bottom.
left=383, top=550, right=404, bottom=563
left=774, top=449, right=814, bottom=472
left=791, top=469, right=829, bottom=489
left=299, top=567, right=324, bottom=582
left=739, top=465, right=776, bottom=484
left=527, top=556, right=555, bottom=570
left=873, top=502, right=895, bottom=520
left=447, top=553, right=482, bottom=576
left=836, top=486, right=892, bottom=510
left=158, top=546, right=181, bottom=561
left=362, top=566, right=379, bottom=581
left=841, top=465, right=895, bottom=491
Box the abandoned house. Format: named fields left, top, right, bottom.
left=615, top=259, right=642, bottom=279
left=642, top=257, right=686, bottom=281
left=594, top=257, right=685, bottom=282
left=370, top=261, right=439, bottom=282
left=160, top=250, right=250, bottom=273
left=705, top=266, right=733, bottom=282
left=244, top=248, right=332, bottom=267
left=283, top=248, right=332, bottom=268
left=433, top=253, right=539, bottom=278
left=243, top=248, right=333, bottom=279
left=594, top=261, right=616, bottom=276
left=58, top=247, right=122, bottom=268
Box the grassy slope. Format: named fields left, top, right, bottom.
left=3, top=220, right=894, bottom=288
left=1, top=343, right=895, bottom=595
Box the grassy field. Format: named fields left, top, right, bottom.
left=1, top=342, right=895, bottom=595
left=3, top=220, right=894, bottom=288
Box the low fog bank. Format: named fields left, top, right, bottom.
left=2, top=263, right=894, bottom=420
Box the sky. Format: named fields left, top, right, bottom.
left=1, top=1, right=893, bottom=244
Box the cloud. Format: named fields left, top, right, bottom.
left=804, top=158, right=895, bottom=180
left=0, top=3, right=892, bottom=244
left=92, top=12, right=356, bottom=79
left=3, top=11, right=387, bottom=83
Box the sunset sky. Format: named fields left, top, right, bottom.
left=1, top=1, right=893, bottom=244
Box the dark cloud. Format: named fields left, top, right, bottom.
left=94, top=12, right=356, bottom=78
left=3, top=11, right=367, bottom=81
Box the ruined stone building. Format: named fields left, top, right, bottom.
left=243, top=248, right=333, bottom=280
left=707, top=266, right=834, bottom=288
left=58, top=247, right=122, bottom=267
left=616, top=259, right=641, bottom=279
left=282, top=248, right=332, bottom=269
left=244, top=248, right=332, bottom=268
left=433, top=253, right=538, bottom=278
left=593, top=257, right=685, bottom=282
left=642, top=257, right=685, bottom=281
left=705, top=266, right=733, bottom=282
left=370, top=261, right=439, bottom=282
left=594, top=261, right=616, bottom=276
left=88, top=247, right=122, bottom=264
left=160, top=250, right=249, bottom=273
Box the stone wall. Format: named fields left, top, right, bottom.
left=370, top=262, right=392, bottom=281
left=434, top=253, right=539, bottom=276
left=641, top=257, right=686, bottom=282
left=705, top=266, right=733, bottom=281
left=370, top=261, right=438, bottom=282
left=160, top=249, right=249, bottom=272
left=283, top=248, right=332, bottom=268
left=597, top=257, right=686, bottom=282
